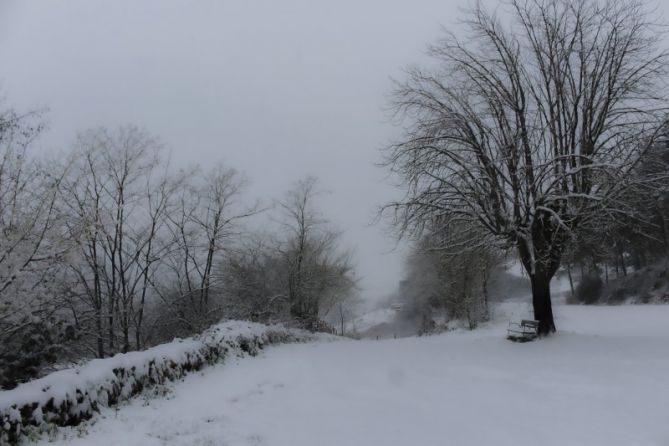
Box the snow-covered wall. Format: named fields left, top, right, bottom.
left=0, top=321, right=317, bottom=444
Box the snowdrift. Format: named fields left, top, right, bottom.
left=0, top=321, right=318, bottom=444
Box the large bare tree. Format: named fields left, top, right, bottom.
left=384, top=0, right=669, bottom=334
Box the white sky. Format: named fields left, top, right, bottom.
left=0, top=0, right=472, bottom=300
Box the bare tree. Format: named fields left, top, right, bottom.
left=329, top=292, right=360, bottom=337
left=130, top=166, right=180, bottom=350
left=161, top=164, right=257, bottom=334
left=278, top=177, right=356, bottom=330
left=384, top=0, right=669, bottom=334
left=219, top=235, right=289, bottom=323
left=60, top=145, right=108, bottom=357
left=402, top=219, right=498, bottom=331
left=61, top=126, right=169, bottom=355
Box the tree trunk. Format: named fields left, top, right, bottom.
left=481, top=270, right=490, bottom=321
left=135, top=329, right=142, bottom=352
left=517, top=215, right=561, bottom=336
left=95, top=310, right=105, bottom=358
left=529, top=269, right=556, bottom=335
left=108, top=308, right=115, bottom=354
left=122, top=317, right=130, bottom=353
left=566, top=261, right=575, bottom=299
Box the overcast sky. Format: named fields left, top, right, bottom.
left=0, top=0, right=473, bottom=300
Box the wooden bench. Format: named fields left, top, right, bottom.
left=507, top=319, right=539, bottom=342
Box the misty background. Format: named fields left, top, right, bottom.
left=0, top=0, right=472, bottom=301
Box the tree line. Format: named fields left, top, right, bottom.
left=0, top=114, right=356, bottom=388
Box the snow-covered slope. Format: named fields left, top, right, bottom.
left=32, top=303, right=669, bottom=446
left=0, top=322, right=322, bottom=444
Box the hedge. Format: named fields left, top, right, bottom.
left=0, top=321, right=318, bottom=445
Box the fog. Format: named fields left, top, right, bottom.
left=0, top=0, right=472, bottom=300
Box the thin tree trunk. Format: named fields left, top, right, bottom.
left=481, top=266, right=490, bottom=321
left=108, top=316, right=115, bottom=353
left=108, top=295, right=115, bottom=354
left=135, top=325, right=142, bottom=351
left=566, top=261, right=575, bottom=299
left=620, top=249, right=627, bottom=277
left=121, top=306, right=130, bottom=353
left=92, top=244, right=105, bottom=358
left=95, top=309, right=105, bottom=358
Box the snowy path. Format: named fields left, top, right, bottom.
left=38, top=304, right=669, bottom=446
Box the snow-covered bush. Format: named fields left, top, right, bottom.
left=0, top=321, right=317, bottom=444
left=0, top=108, right=71, bottom=391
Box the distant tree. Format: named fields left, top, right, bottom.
left=563, top=131, right=669, bottom=290
left=278, top=177, right=356, bottom=330
left=403, top=219, right=498, bottom=330
left=219, top=235, right=289, bottom=323
left=60, top=126, right=170, bottom=355
left=384, top=0, right=669, bottom=334
left=161, top=164, right=258, bottom=335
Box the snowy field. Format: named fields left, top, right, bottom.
left=35, top=303, right=669, bottom=446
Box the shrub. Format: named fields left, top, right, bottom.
left=575, top=274, right=603, bottom=304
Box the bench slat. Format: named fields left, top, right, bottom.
left=520, top=319, right=539, bottom=327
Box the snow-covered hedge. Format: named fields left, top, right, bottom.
left=0, top=321, right=317, bottom=444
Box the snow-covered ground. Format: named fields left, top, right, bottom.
left=34, top=303, right=669, bottom=446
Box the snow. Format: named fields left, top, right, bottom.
left=0, top=321, right=320, bottom=444
left=30, top=303, right=669, bottom=446
left=0, top=338, right=201, bottom=411
left=2, top=321, right=243, bottom=410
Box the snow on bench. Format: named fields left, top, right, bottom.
left=506, top=319, right=539, bottom=342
